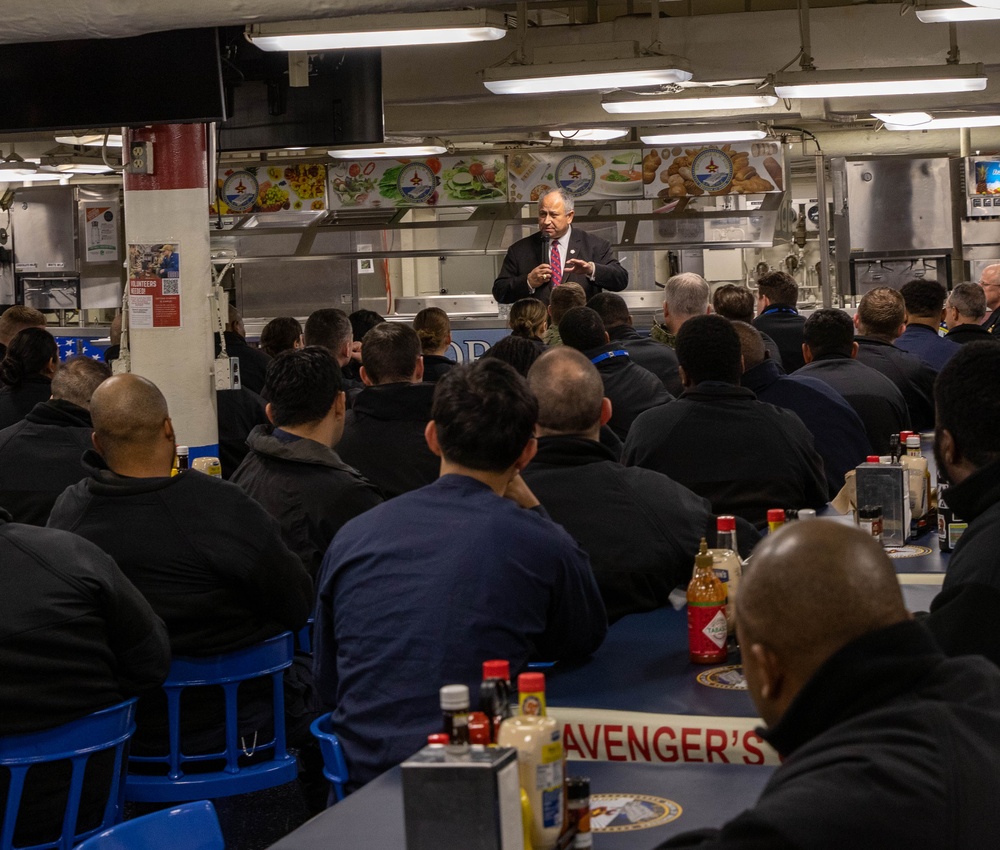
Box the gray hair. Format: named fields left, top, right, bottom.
left=664, top=273, right=710, bottom=316
left=51, top=356, right=112, bottom=409
left=950, top=282, right=987, bottom=320
left=541, top=188, right=575, bottom=213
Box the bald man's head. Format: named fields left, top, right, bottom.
left=737, top=521, right=907, bottom=727
left=528, top=347, right=606, bottom=437
left=91, top=374, right=175, bottom=474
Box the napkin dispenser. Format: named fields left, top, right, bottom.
left=855, top=461, right=910, bottom=547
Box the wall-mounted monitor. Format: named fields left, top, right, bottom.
left=0, top=28, right=226, bottom=132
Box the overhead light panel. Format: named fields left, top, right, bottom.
left=773, top=63, right=986, bottom=98
left=872, top=111, right=933, bottom=125
left=917, top=4, right=1000, bottom=21
left=247, top=10, right=507, bottom=51
left=603, top=90, right=778, bottom=114
left=54, top=133, right=123, bottom=148
left=881, top=113, right=1000, bottom=130
left=0, top=153, right=39, bottom=177
left=549, top=128, right=630, bottom=141
left=329, top=142, right=448, bottom=159
left=962, top=0, right=1000, bottom=11
left=482, top=55, right=692, bottom=95
left=640, top=126, right=768, bottom=145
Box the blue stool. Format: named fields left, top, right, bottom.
left=73, top=800, right=223, bottom=850
left=308, top=714, right=349, bottom=803
left=0, top=699, right=136, bottom=850
left=295, top=618, right=314, bottom=655
left=125, top=633, right=298, bottom=803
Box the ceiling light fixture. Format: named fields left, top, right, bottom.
left=962, top=0, right=1000, bottom=11
left=549, top=128, right=631, bottom=141
left=0, top=152, right=39, bottom=177
left=881, top=113, right=1000, bottom=130
left=640, top=126, right=768, bottom=145
left=246, top=10, right=507, bottom=51
left=482, top=54, right=692, bottom=95
left=917, top=4, right=1000, bottom=21
left=329, top=142, right=448, bottom=159
left=872, top=111, right=933, bottom=125
left=773, top=64, right=987, bottom=98
left=54, top=133, right=124, bottom=148
left=603, top=90, right=778, bottom=114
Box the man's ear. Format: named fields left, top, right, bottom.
left=599, top=397, right=613, bottom=427
left=92, top=431, right=103, bottom=455
left=414, top=356, right=425, bottom=383
left=603, top=331, right=610, bottom=344
left=852, top=312, right=861, bottom=331
left=801, top=342, right=814, bottom=364
left=424, top=420, right=442, bottom=457
left=359, top=366, right=374, bottom=387
left=678, top=364, right=691, bottom=389
left=748, top=642, right=785, bottom=705
left=938, top=427, right=959, bottom=468
left=512, top=435, right=538, bottom=472
left=264, top=402, right=278, bottom=426
left=849, top=340, right=859, bottom=360
left=163, top=416, right=175, bottom=444
left=333, top=391, right=346, bottom=419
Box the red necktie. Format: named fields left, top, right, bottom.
left=550, top=242, right=562, bottom=287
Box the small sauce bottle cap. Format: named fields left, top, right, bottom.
left=716, top=515, right=736, bottom=532
left=767, top=509, right=786, bottom=523
left=440, top=684, right=470, bottom=711
left=517, top=672, right=546, bottom=693
left=483, top=659, right=510, bottom=680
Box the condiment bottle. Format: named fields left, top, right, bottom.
left=173, top=445, right=189, bottom=476
left=766, top=509, right=785, bottom=535
left=517, top=672, right=548, bottom=717
left=858, top=505, right=884, bottom=543
left=687, top=538, right=728, bottom=665
left=468, top=711, right=491, bottom=746
left=797, top=509, right=817, bottom=520
left=497, top=713, right=564, bottom=850
left=711, top=516, right=743, bottom=629
left=905, top=435, right=933, bottom=529
left=566, top=777, right=592, bottom=849
left=937, top=482, right=967, bottom=553
left=481, top=659, right=513, bottom=740
left=440, top=684, right=470, bottom=755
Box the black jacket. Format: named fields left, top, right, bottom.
left=584, top=342, right=673, bottom=440
left=753, top=307, right=806, bottom=372
left=983, top=306, right=1000, bottom=334
left=0, top=375, right=52, bottom=429
left=945, top=322, right=999, bottom=345
left=492, top=228, right=628, bottom=305
left=658, top=621, right=1000, bottom=849
left=795, top=355, right=910, bottom=455
left=606, top=324, right=683, bottom=396
left=855, top=336, right=936, bottom=431
left=523, top=436, right=757, bottom=623
left=623, top=382, right=828, bottom=528
left=216, top=331, right=272, bottom=396
left=0, top=399, right=94, bottom=525
left=926, top=459, right=1000, bottom=668
left=741, top=359, right=871, bottom=498
left=422, top=354, right=456, bottom=382
left=336, top=382, right=440, bottom=498
left=231, top=425, right=384, bottom=577
left=216, top=386, right=269, bottom=478
left=0, top=511, right=170, bottom=845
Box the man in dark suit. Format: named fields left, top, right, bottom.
left=492, top=189, right=628, bottom=305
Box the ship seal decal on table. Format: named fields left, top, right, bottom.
left=590, top=794, right=682, bottom=831
left=696, top=665, right=748, bottom=691
left=884, top=545, right=934, bottom=559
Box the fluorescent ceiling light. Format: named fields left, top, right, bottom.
left=0, top=154, right=38, bottom=177
left=883, top=114, right=1000, bottom=130
left=482, top=55, right=692, bottom=95
left=247, top=10, right=506, bottom=51
left=329, top=143, right=448, bottom=158
left=640, top=127, right=768, bottom=144
left=54, top=133, right=123, bottom=148
left=963, top=0, right=1000, bottom=10
left=872, top=111, right=933, bottom=125
left=18, top=171, right=66, bottom=182
left=603, top=92, right=778, bottom=114
left=48, top=162, right=114, bottom=174
left=773, top=64, right=986, bottom=98
left=549, top=128, right=630, bottom=141
left=917, top=4, right=1000, bottom=20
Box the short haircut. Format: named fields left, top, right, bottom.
left=675, top=314, right=742, bottom=385
left=712, top=284, right=755, bottom=323
left=541, top=188, right=575, bottom=213
left=0, top=305, right=46, bottom=345
left=361, top=322, right=421, bottom=385
left=349, top=309, right=385, bottom=342
left=900, top=279, right=947, bottom=318
left=90, top=374, right=169, bottom=469
left=548, top=282, right=587, bottom=325
left=0, top=327, right=57, bottom=389
left=757, top=271, right=798, bottom=307
left=413, top=307, right=451, bottom=353
left=587, top=291, right=631, bottom=329
left=264, top=346, right=342, bottom=427
left=664, top=273, right=710, bottom=316
left=481, top=335, right=541, bottom=377
left=528, top=347, right=604, bottom=434
left=949, top=282, right=987, bottom=321
left=304, top=308, right=352, bottom=353
left=508, top=298, right=548, bottom=340
left=226, top=304, right=243, bottom=330
left=731, top=321, right=766, bottom=370
left=803, top=308, right=855, bottom=359
left=857, top=287, right=905, bottom=338
left=259, top=316, right=302, bottom=358
left=559, top=306, right=607, bottom=352
left=936, top=342, right=1000, bottom=468
left=432, top=359, right=538, bottom=472
left=51, top=357, right=111, bottom=409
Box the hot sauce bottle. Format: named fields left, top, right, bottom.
left=687, top=538, right=728, bottom=665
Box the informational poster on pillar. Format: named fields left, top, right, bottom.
left=83, top=203, right=120, bottom=262
left=127, top=242, right=182, bottom=329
